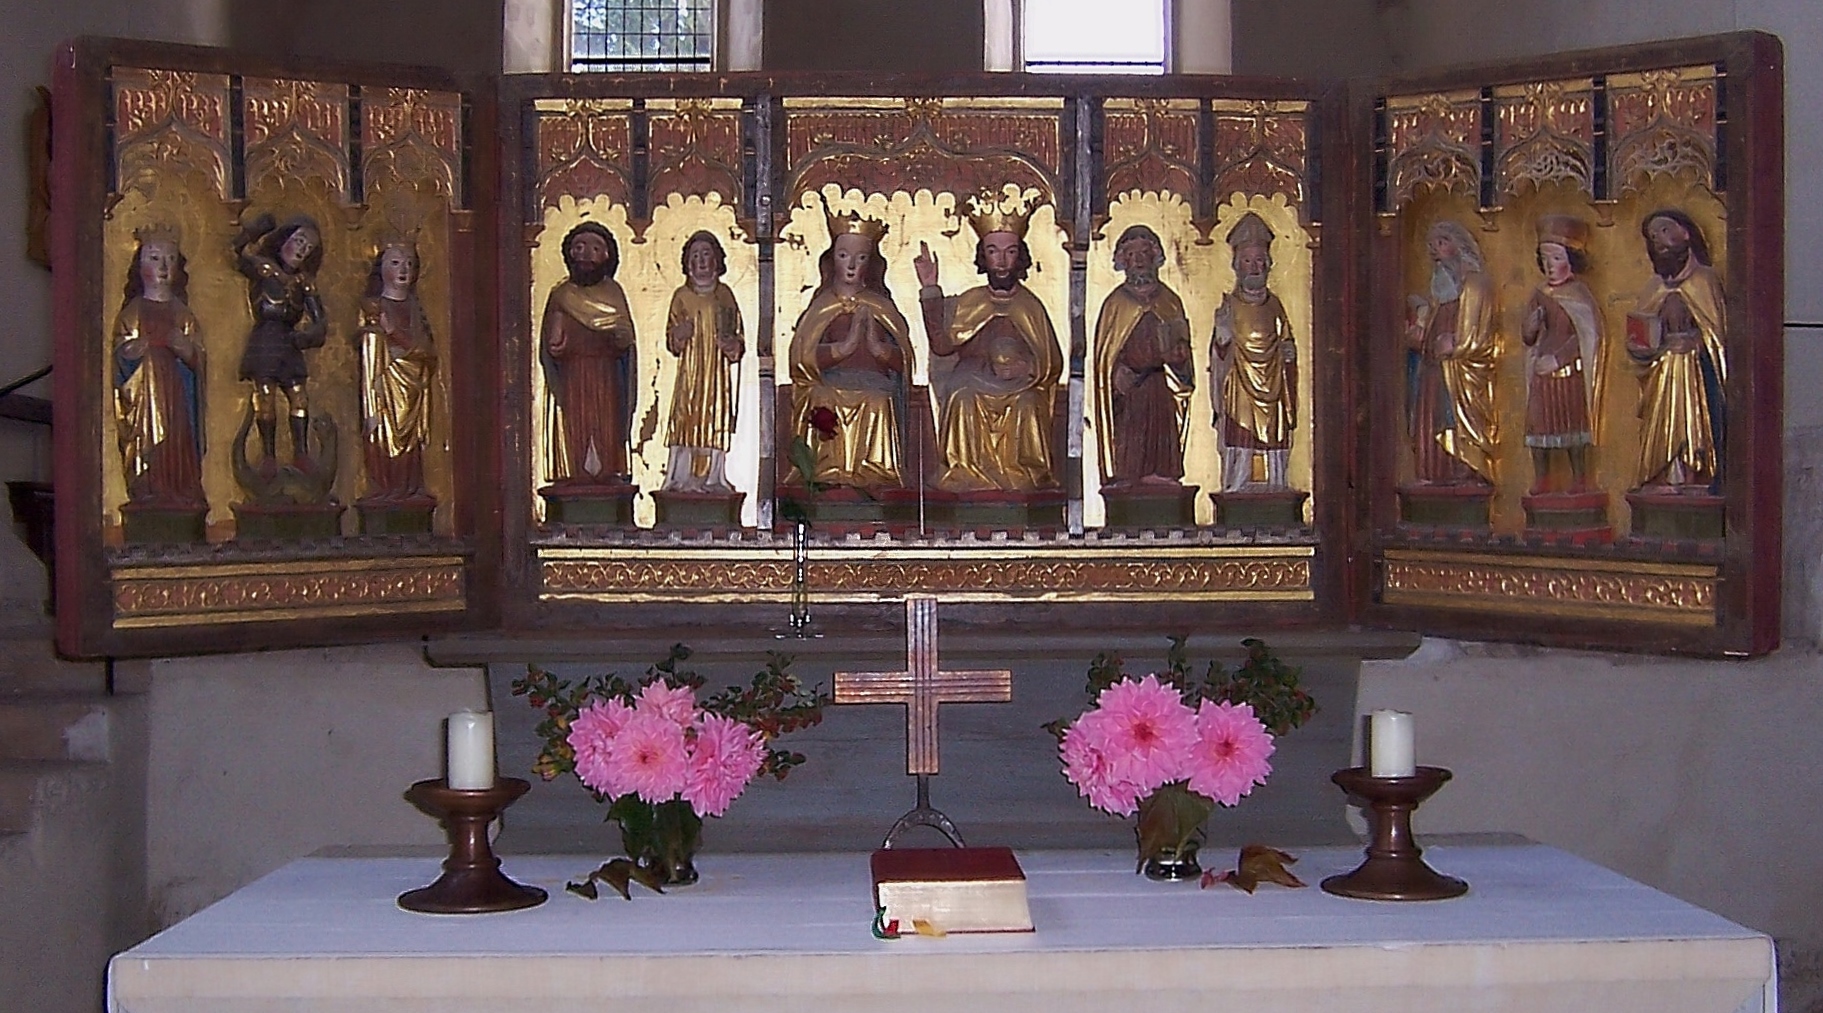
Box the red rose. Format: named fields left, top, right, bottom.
left=808, top=406, right=839, bottom=440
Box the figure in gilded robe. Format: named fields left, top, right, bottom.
left=541, top=222, right=636, bottom=486
left=114, top=227, right=206, bottom=509
left=1627, top=209, right=1726, bottom=492
left=355, top=239, right=437, bottom=503
left=914, top=193, right=1063, bottom=494
left=1211, top=213, right=1298, bottom=491
left=1092, top=224, right=1193, bottom=488
left=235, top=214, right=326, bottom=472
left=1405, top=219, right=1499, bottom=485
left=787, top=209, right=911, bottom=491
left=662, top=231, right=745, bottom=493
left=1520, top=215, right=1604, bottom=493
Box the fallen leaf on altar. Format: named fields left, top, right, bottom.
left=566, top=858, right=666, bottom=901
left=1202, top=844, right=1305, bottom=893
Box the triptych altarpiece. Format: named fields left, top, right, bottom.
left=50, top=33, right=1784, bottom=659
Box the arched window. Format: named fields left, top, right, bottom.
left=569, top=0, right=715, bottom=72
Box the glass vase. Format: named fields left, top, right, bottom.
left=1134, top=782, right=1213, bottom=881
left=611, top=797, right=703, bottom=887
left=1142, top=838, right=1203, bottom=881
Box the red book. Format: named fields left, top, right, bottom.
left=870, top=847, right=1034, bottom=934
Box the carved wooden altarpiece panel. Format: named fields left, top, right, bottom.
left=52, top=34, right=1781, bottom=658
left=1356, top=34, right=1783, bottom=655
left=495, top=72, right=1346, bottom=641
left=52, top=39, right=498, bottom=656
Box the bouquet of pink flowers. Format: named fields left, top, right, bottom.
left=513, top=646, right=829, bottom=898
left=1048, top=637, right=1315, bottom=878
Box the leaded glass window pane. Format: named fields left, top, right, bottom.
left=571, top=0, right=713, bottom=72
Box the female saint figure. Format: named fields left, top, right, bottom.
left=114, top=227, right=206, bottom=509
left=786, top=209, right=911, bottom=491
left=355, top=240, right=437, bottom=504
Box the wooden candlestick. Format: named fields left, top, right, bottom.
left=1320, top=766, right=1468, bottom=902
left=398, top=777, right=548, bottom=914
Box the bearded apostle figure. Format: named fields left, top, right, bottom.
left=786, top=207, right=911, bottom=492
left=1405, top=219, right=1499, bottom=485
left=662, top=231, right=745, bottom=493
left=1627, top=209, right=1726, bottom=493
left=1092, top=225, right=1194, bottom=489
left=1211, top=213, right=1298, bottom=491
left=914, top=191, right=1063, bottom=494
left=540, top=222, right=636, bottom=487
left=1520, top=215, right=1604, bottom=494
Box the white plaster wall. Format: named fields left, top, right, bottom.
left=144, top=644, right=486, bottom=925
left=1174, top=0, right=1233, bottom=74
left=0, top=0, right=227, bottom=485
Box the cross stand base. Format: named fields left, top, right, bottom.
left=882, top=774, right=965, bottom=849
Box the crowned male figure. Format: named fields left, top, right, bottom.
left=541, top=221, right=636, bottom=486
left=912, top=193, right=1063, bottom=494
left=1406, top=219, right=1499, bottom=485
left=1211, top=213, right=1298, bottom=491
left=1628, top=209, right=1727, bottom=492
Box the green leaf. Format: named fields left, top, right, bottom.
left=1135, top=783, right=1214, bottom=872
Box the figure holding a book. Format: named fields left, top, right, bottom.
left=1627, top=209, right=1726, bottom=493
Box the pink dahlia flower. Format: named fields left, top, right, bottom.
left=601, top=708, right=689, bottom=804
left=568, top=697, right=635, bottom=796
left=1094, top=675, right=1198, bottom=791
left=1060, top=709, right=1149, bottom=816
left=636, top=679, right=698, bottom=728
left=682, top=714, right=766, bottom=817
left=1186, top=700, right=1275, bottom=807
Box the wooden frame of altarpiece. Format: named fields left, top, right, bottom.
left=50, top=33, right=1782, bottom=659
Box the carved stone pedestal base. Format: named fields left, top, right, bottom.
left=1212, top=488, right=1308, bottom=530
left=654, top=489, right=744, bottom=528
left=233, top=501, right=344, bottom=541
left=1522, top=490, right=1611, bottom=544
left=356, top=497, right=436, bottom=535
left=539, top=482, right=637, bottom=526
left=120, top=502, right=208, bottom=544
left=1102, top=483, right=1196, bottom=529
left=935, top=489, right=1066, bottom=531
left=1627, top=488, right=1724, bottom=541
left=1398, top=483, right=1493, bottom=530
left=793, top=486, right=884, bottom=525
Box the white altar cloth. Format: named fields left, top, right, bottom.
left=108, top=844, right=1775, bottom=1013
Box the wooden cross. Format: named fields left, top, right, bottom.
left=834, top=595, right=1012, bottom=776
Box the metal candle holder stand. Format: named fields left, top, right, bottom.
left=1320, top=765, right=1469, bottom=902
left=398, top=777, right=548, bottom=914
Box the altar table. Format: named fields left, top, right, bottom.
left=108, top=844, right=1776, bottom=1013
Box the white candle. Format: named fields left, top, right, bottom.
left=446, top=710, right=495, bottom=789
left=1368, top=709, right=1417, bottom=778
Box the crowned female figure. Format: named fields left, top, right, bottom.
left=786, top=207, right=912, bottom=491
